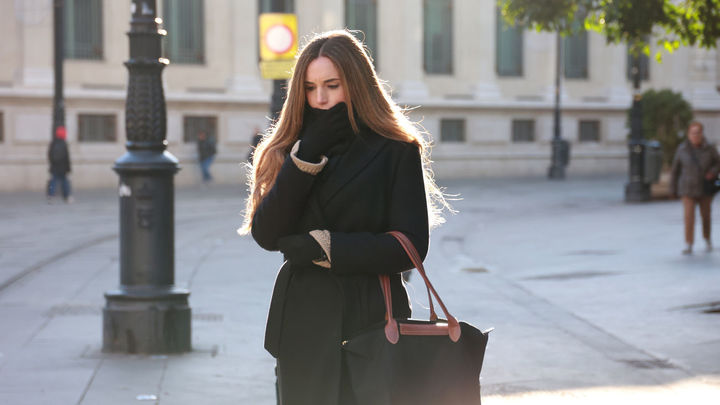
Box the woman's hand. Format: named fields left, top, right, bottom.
left=278, top=233, right=325, bottom=266
left=297, top=102, right=353, bottom=163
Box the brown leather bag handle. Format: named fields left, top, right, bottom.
left=380, top=231, right=461, bottom=343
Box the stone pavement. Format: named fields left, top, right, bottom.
left=0, top=177, right=718, bottom=404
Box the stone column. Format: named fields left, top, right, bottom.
left=379, top=0, right=428, bottom=102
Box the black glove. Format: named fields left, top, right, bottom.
left=278, top=233, right=325, bottom=266
left=297, top=102, right=353, bottom=163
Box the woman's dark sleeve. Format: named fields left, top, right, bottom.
left=330, top=144, right=430, bottom=275
left=251, top=156, right=317, bottom=251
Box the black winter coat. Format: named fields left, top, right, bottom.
left=251, top=127, right=429, bottom=405
left=197, top=138, right=217, bottom=161
left=48, top=139, right=71, bottom=175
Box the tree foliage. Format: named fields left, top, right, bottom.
left=627, top=89, right=693, bottom=166
left=499, top=0, right=720, bottom=58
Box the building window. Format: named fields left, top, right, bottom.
left=78, top=114, right=117, bottom=142
left=423, top=0, right=453, bottom=74
left=64, top=0, right=103, bottom=60
left=440, top=119, right=465, bottom=143
left=346, top=0, right=378, bottom=64
left=626, top=47, right=650, bottom=81
left=183, top=116, right=217, bottom=143
left=512, top=119, right=535, bottom=143
left=163, top=0, right=205, bottom=64
left=579, top=120, right=600, bottom=143
left=496, top=8, right=523, bottom=77
left=564, top=30, right=588, bottom=79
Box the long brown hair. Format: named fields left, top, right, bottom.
left=239, top=30, right=449, bottom=234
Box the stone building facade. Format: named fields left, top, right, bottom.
left=1, top=0, right=719, bottom=191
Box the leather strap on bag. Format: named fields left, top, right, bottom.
left=380, top=231, right=461, bottom=343
left=381, top=275, right=400, bottom=343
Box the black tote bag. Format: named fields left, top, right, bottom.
left=342, top=231, right=491, bottom=405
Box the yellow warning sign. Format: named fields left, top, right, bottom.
left=259, top=13, right=298, bottom=61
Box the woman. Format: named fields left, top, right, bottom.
left=240, top=30, right=448, bottom=404
left=670, top=121, right=720, bottom=254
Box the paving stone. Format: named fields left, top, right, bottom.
left=0, top=179, right=718, bottom=404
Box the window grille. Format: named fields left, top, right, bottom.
left=345, top=0, right=378, bottom=65
left=511, top=119, right=535, bottom=143
left=163, top=0, right=205, bottom=64
left=440, top=119, right=465, bottom=143
left=564, top=30, right=588, bottom=79
left=579, top=120, right=600, bottom=143
left=423, top=0, right=453, bottom=74
left=183, top=116, right=217, bottom=143
left=78, top=114, right=117, bottom=142
left=64, top=0, right=103, bottom=60
left=496, top=8, right=523, bottom=77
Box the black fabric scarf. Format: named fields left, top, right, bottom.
left=301, top=104, right=356, bottom=176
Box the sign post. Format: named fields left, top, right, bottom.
left=259, top=13, right=297, bottom=79
left=259, top=13, right=298, bottom=121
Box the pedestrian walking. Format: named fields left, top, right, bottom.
left=47, top=126, right=73, bottom=203
left=239, top=30, right=449, bottom=405
left=196, top=131, right=216, bottom=183
left=670, top=121, right=720, bottom=254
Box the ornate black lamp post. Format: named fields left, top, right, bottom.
left=625, top=53, right=650, bottom=201
left=103, top=0, right=191, bottom=353
left=52, top=0, right=65, bottom=139
left=549, top=32, right=570, bottom=179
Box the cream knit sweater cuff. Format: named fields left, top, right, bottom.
left=290, top=140, right=328, bottom=175
left=309, top=229, right=331, bottom=269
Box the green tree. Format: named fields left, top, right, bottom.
left=499, top=0, right=720, bottom=57
left=627, top=89, right=693, bottom=167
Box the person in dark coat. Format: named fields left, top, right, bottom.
left=197, top=131, right=217, bottom=183
left=670, top=121, right=720, bottom=254
left=239, top=30, right=448, bottom=405
left=47, top=126, right=73, bottom=203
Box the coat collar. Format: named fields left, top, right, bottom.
left=684, top=139, right=709, bottom=150
left=316, top=127, right=389, bottom=206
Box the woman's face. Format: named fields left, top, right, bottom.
left=304, top=56, right=346, bottom=110
left=688, top=125, right=704, bottom=147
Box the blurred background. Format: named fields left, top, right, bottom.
left=2, top=0, right=718, bottom=191
left=1, top=2, right=720, bottom=404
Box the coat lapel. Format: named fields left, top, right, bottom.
left=317, top=128, right=388, bottom=207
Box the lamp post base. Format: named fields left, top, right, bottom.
left=103, top=287, right=191, bottom=354
left=548, top=164, right=566, bottom=180
left=625, top=181, right=651, bottom=202
left=548, top=138, right=570, bottom=180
